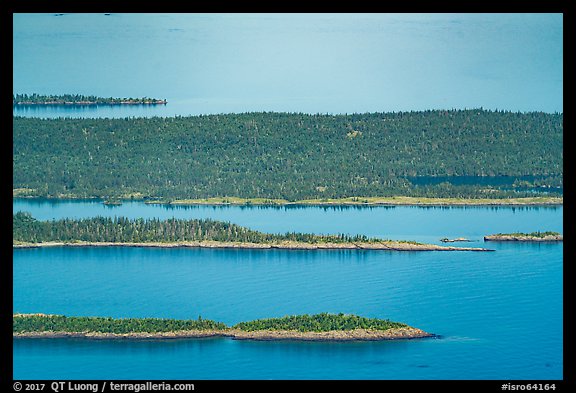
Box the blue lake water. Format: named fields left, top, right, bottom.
left=13, top=199, right=563, bottom=245
left=13, top=200, right=563, bottom=380
left=13, top=13, right=563, bottom=116
left=12, top=12, right=564, bottom=381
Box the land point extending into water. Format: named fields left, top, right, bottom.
left=12, top=212, right=493, bottom=252
left=11, top=190, right=563, bottom=207
left=144, top=196, right=563, bottom=207
left=13, top=313, right=434, bottom=342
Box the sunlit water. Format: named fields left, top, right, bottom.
left=13, top=200, right=563, bottom=380
left=12, top=13, right=563, bottom=380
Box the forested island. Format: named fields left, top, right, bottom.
left=484, top=231, right=563, bottom=242
left=13, top=94, right=166, bottom=106
left=13, top=313, right=434, bottom=341
left=13, top=109, right=562, bottom=202
left=12, top=212, right=491, bottom=251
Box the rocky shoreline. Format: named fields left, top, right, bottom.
left=227, top=327, right=435, bottom=341
left=13, top=240, right=493, bottom=252
left=13, top=327, right=435, bottom=342
left=12, top=330, right=227, bottom=340
left=150, top=196, right=563, bottom=207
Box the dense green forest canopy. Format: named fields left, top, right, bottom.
left=13, top=94, right=166, bottom=105
left=13, top=313, right=406, bottom=334
left=232, top=313, right=407, bottom=332
left=13, top=109, right=563, bottom=200
left=13, top=314, right=226, bottom=334
left=12, top=212, right=381, bottom=244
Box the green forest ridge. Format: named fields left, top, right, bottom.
left=13, top=109, right=562, bottom=201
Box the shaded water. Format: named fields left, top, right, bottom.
left=13, top=13, right=563, bottom=116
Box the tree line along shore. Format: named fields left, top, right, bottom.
left=140, top=195, right=562, bottom=206
left=13, top=94, right=166, bottom=105
left=12, top=212, right=493, bottom=251
left=14, top=213, right=561, bottom=249
left=13, top=313, right=434, bottom=341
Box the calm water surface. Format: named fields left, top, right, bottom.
left=12, top=12, right=564, bottom=380
left=12, top=199, right=562, bottom=244
left=13, top=200, right=563, bottom=380
left=13, top=13, right=563, bottom=116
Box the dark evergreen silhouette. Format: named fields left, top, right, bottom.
left=13, top=314, right=226, bottom=333
left=13, top=94, right=166, bottom=105
left=12, top=212, right=382, bottom=244
left=233, top=313, right=407, bottom=332
left=13, top=313, right=406, bottom=334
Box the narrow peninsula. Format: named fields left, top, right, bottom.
left=13, top=93, right=166, bottom=106
left=145, top=196, right=562, bottom=207
left=13, top=212, right=492, bottom=251
left=13, top=313, right=434, bottom=342
left=484, top=231, right=562, bottom=242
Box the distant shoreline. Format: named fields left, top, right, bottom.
left=154, top=196, right=563, bottom=207
left=13, top=100, right=167, bottom=106
left=484, top=233, right=563, bottom=242
left=12, top=240, right=493, bottom=252
left=13, top=94, right=166, bottom=106
left=12, top=193, right=563, bottom=206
